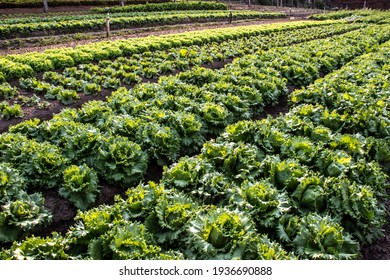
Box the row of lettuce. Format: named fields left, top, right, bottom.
left=0, top=0, right=205, bottom=10
left=0, top=10, right=233, bottom=26
left=91, top=1, right=229, bottom=13
left=0, top=10, right=286, bottom=40
left=1, top=24, right=389, bottom=259
left=0, top=21, right=361, bottom=120
left=309, top=9, right=390, bottom=24
left=0, top=20, right=338, bottom=82
left=0, top=22, right=362, bottom=118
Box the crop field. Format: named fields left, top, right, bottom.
left=0, top=2, right=390, bottom=260
left=0, top=2, right=289, bottom=40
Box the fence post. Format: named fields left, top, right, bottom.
left=42, top=0, right=49, bottom=13
left=106, top=11, right=110, bottom=38
left=228, top=11, right=232, bottom=24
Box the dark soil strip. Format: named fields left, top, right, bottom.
left=361, top=188, right=390, bottom=260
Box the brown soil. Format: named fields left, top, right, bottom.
left=361, top=195, right=390, bottom=260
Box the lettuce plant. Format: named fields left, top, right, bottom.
left=0, top=192, right=52, bottom=242
left=8, top=118, right=41, bottom=139
left=221, top=120, right=258, bottom=144
left=161, top=156, right=202, bottom=190
left=76, top=100, right=113, bottom=127
left=0, top=102, right=24, bottom=120
left=263, top=156, right=308, bottom=192
left=291, top=175, right=327, bottom=213
left=277, top=214, right=301, bottom=245
left=325, top=177, right=387, bottom=244
left=200, top=141, right=263, bottom=181
left=162, top=155, right=234, bottom=205
left=178, top=66, right=220, bottom=86
left=315, top=149, right=354, bottom=178
left=292, top=213, right=360, bottom=260
left=1, top=233, right=71, bottom=260
left=57, top=89, right=80, bottom=105
left=66, top=204, right=120, bottom=253
left=88, top=222, right=183, bottom=260
left=185, top=207, right=255, bottom=259
left=59, top=164, right=100, bottom=211
left=230, top=180, right=290, bottom=228
left=200, top=102, right=233, bottom=134
left=281, top=136, right=320, bottom=165
left=1, top=138, right=66, bottom=189
left=96, top=136, right=148, bottom=186
left=165, top=111, right=205, bottom=154
left=145, top=191, right=198, bottom=245
left=0, top=83, right=17, bottom=100
left=366, top=137, right=390, bottom=171
left=82, top=82, right=101, bottom=95
left=240, top=233, right=297, bottom=260
left=117, top=182, right=164, bottom=221
left=330, top=134, right=366, bottom=160
left=0, top=163, right=26, bottom=203
left=135, top=122, right=180, bottom=166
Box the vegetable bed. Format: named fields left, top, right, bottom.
left=0, top=10, right=389, bottom=260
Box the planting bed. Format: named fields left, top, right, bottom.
left=0, top=4, right=390, bottom=260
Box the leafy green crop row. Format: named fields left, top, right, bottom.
left=91, top=1, right=229, bottom=13
left=11, top=22, right=361, bottom=107
left=0, top=10, right=284, bottom=40
left=309, top=9, right=390, bottom=24
left=1, top=20, right=339, bottom=81
left=0, top=0, right=169, bottom=8
left=0, top=24, right=388, bottom=255
left=289, top=43, right=390, bottom=170
left=30, top=29, right=388, bottom=261
left=0, top=10, right=229, bottom=25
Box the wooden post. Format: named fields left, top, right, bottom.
left=106, top=11, right=110, bottom=38
left=120, top=0, right=124, bottom=7
left=42, top=0, right=49, bottom=13
left=248, top=0, right=251, bottom=8
left=364, top=1, right=366, bottom=8
left=228, top=11, right=232, bottom=24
